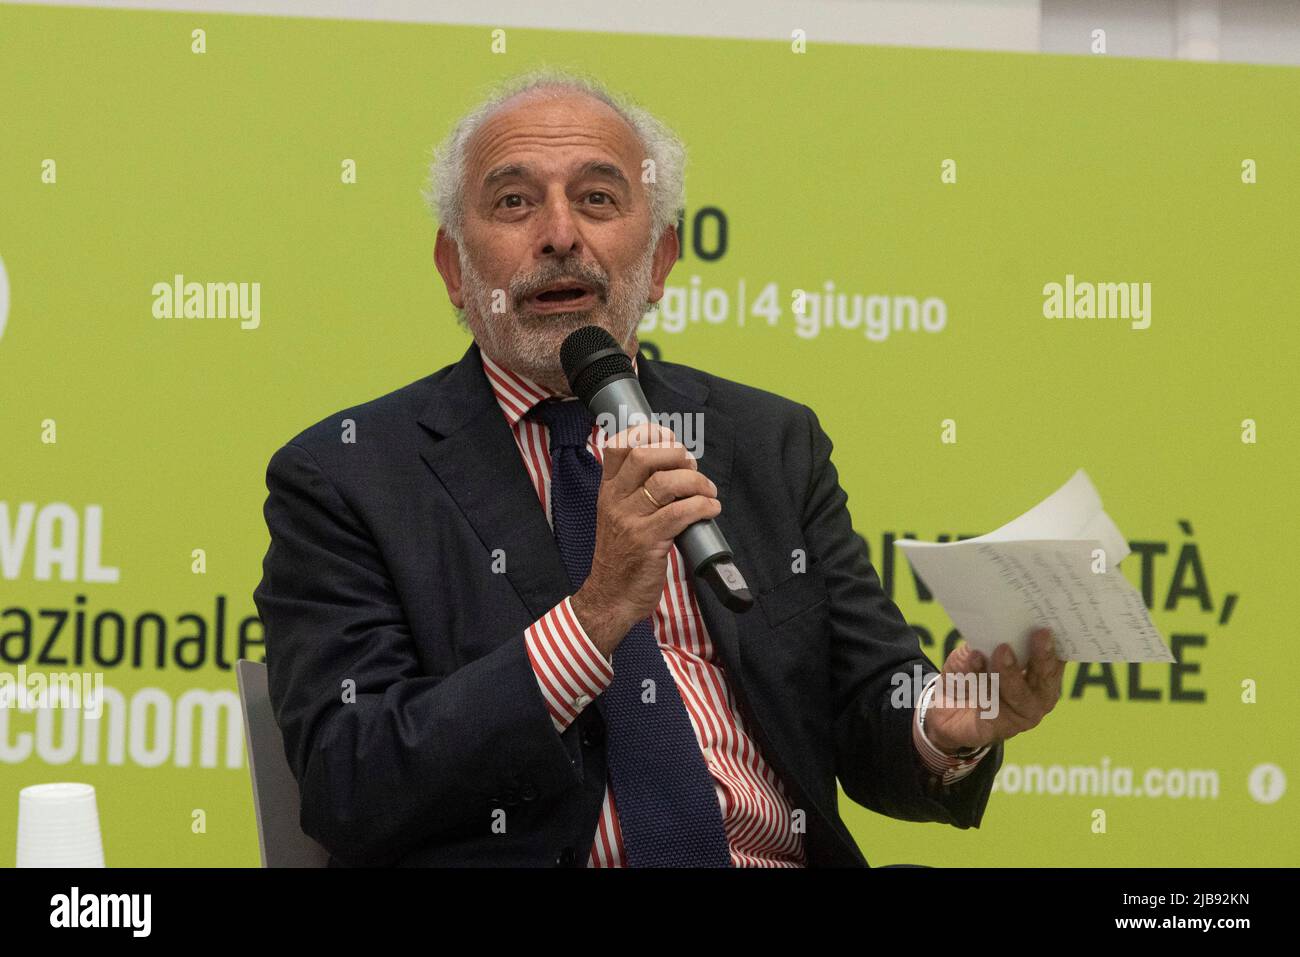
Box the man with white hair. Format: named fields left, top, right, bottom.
left=254, top=68, right=1063, bottom=868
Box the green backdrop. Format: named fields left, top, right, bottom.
left=1, top=4, right=1295, bottom=866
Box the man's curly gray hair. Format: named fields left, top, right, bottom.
left=422, top=67, right=687, bottom=247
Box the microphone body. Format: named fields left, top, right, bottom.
left=560, top=328, right=754, bottom=613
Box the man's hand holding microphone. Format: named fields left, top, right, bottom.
left=570, top=422, right=720, bottom=660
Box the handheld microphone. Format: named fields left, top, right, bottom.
left=559, top=326, right=753, bottom=613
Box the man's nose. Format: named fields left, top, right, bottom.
left=535, top=191, right=581, bottom=257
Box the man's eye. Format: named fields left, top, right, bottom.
left=586, top=191, right=613, bottom=205
left=497, top=194, right=525, bottom=209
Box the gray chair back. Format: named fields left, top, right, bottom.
left=236, top=659, right=331, bottom=867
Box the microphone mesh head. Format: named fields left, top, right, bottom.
left=560, top=326, right=634, bottom=404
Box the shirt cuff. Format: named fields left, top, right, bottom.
left=524, top=596, right=615, bottom=734
left=913, top=673, right=991, bottom=785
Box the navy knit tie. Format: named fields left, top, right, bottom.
left=528, top=397, right=733, bottom=867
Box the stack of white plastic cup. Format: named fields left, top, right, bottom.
left=15, top=783, right=105, bottom=867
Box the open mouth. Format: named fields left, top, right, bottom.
left=528, top=283, right=597, bottom=311
left=536, top=287, right=589, bottom=302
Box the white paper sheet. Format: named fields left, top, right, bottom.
left=895, top=469, right=1173, bottom=664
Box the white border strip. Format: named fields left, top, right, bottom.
left=0, top=0, right=1043, bottom=50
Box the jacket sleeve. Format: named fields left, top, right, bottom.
left=252, top=441, right=584, bottom=865
left=800, top=405, right=1003, bottom=829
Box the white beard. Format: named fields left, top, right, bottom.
left=457, top=238, right=657, bottom=392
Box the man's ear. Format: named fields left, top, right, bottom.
left=646, top=222, right=680, bottom=305
left=434, top=227, right=465, bottom=309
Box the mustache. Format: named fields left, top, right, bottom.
left=513, top=267, right=609, bottom=304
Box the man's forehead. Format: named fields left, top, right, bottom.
left=465, top=93, right=642, bottom=187
left=482, top=159, right=630, bottom=188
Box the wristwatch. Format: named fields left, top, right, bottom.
left=918, top=677, right=985, bottom=760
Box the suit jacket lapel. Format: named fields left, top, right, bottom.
left=415, top=342, right=572, bottom=623
left=635, top=355, right=746, bottom=679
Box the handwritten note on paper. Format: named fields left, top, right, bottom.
left=895, top=470, right=1173, bottom=664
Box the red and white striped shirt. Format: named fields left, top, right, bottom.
left=480, top=348, right=986, bottom=867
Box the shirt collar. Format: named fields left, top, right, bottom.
left=480, top=344, right=640, bottom=429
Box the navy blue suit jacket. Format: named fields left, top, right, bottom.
left=252, top=340, right=1002, bottom=867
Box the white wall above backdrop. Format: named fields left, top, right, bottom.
left=5, top=0, right=1299, bottom=65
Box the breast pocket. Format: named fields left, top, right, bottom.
left=756, top=568, right=829, bottom=631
